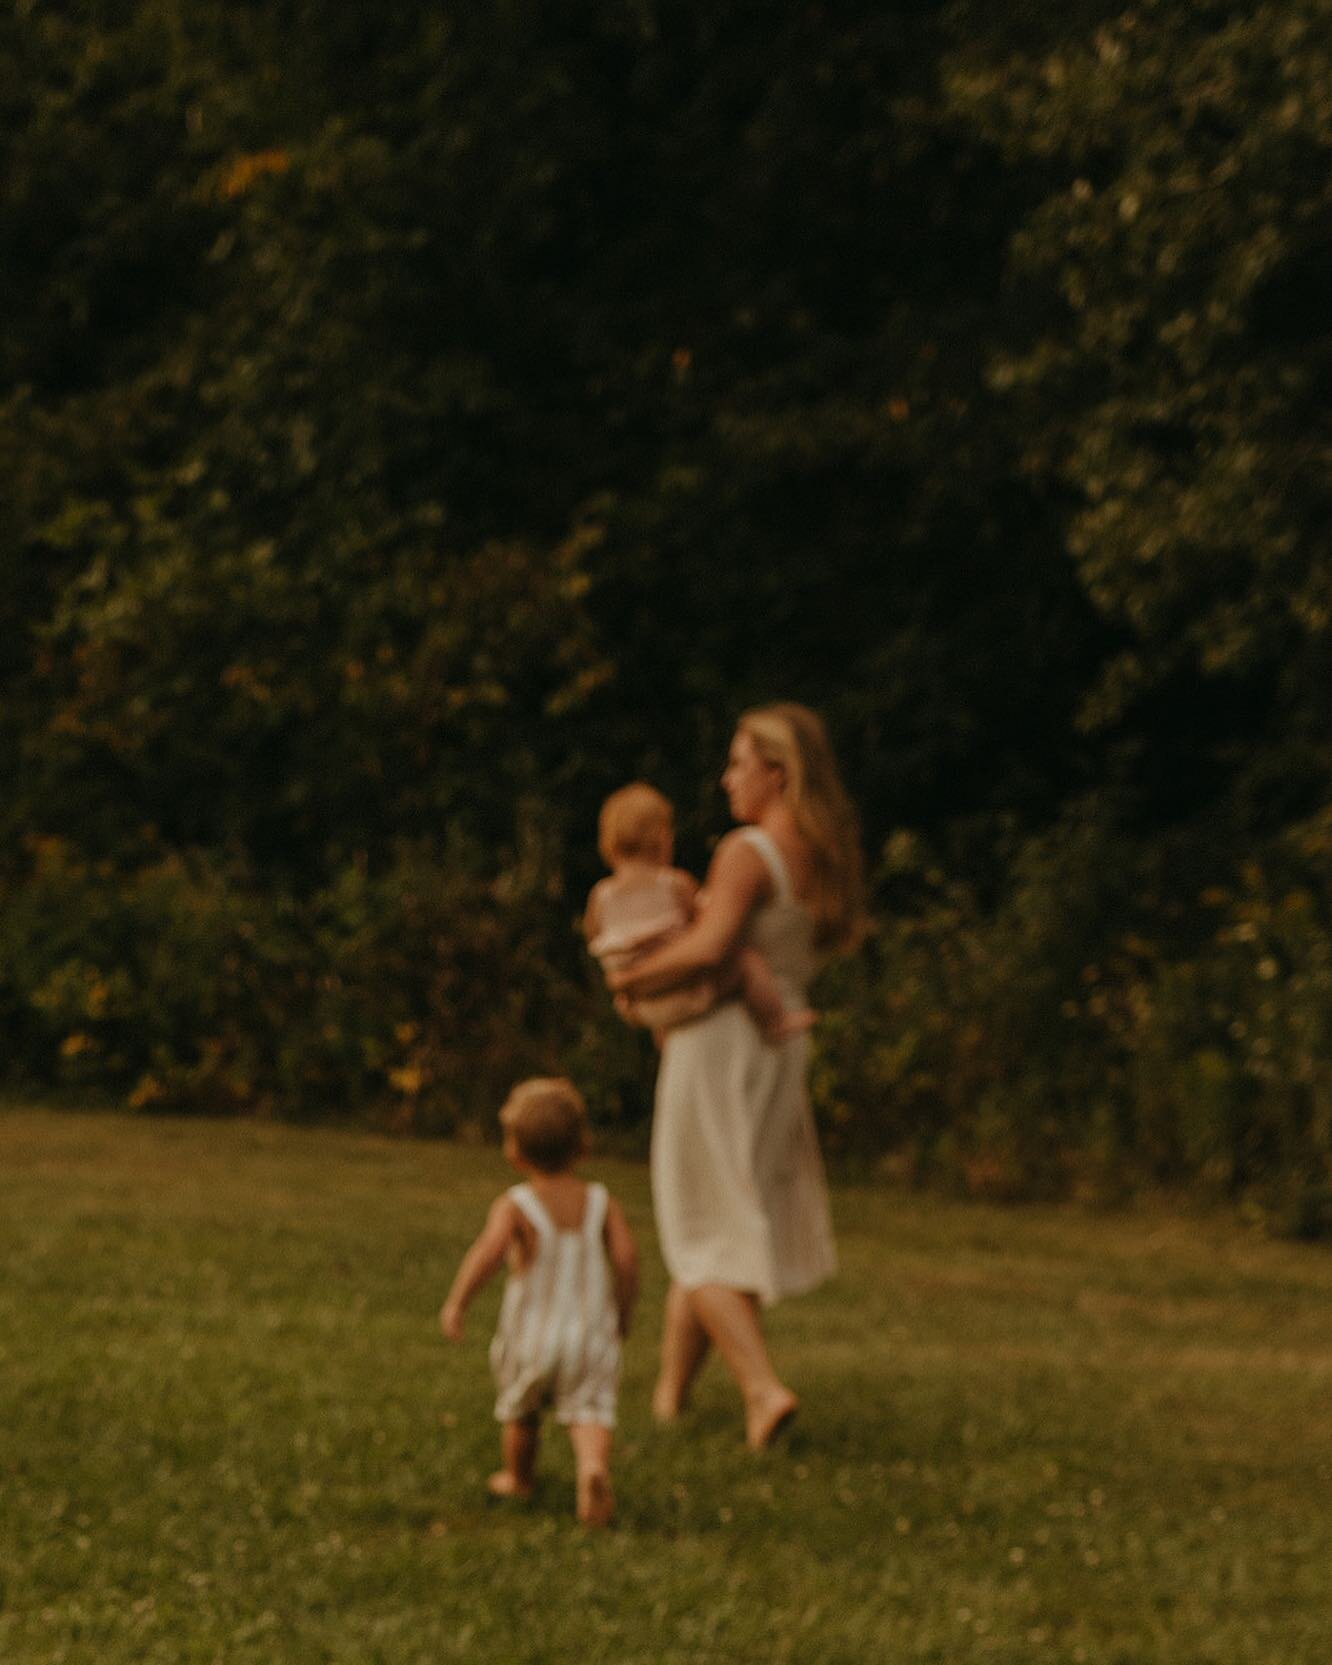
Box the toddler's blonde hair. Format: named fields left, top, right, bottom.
left=597, top=781, right=673, bottom=867
left=499, top=1077, right=589, bottom=1173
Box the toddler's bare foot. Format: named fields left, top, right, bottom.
left=745, top=1387, right=799, bottom=1451
left=487, top=1470, right=534, bottom=1501
left=576, top=1467, right=614, bottom=1527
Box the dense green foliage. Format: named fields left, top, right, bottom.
left=2, top=3, right=1329, bottom=1203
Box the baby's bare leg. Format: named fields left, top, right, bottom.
left=568, top=1423, right=614, bottom=1526
left=737, top=948, right=815, bottom=1042
left=489, top=1416, right=538, bottom=1499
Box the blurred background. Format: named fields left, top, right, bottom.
left=3, top=1, right=1329, bottom=1222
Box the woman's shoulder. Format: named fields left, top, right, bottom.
left=715, top=825, right=768, bottom=856
left=712, top=826, right=775, bottom=872
left=706, top=828, right=780, bottom=904
left=728, top=824, right=812, bottom=905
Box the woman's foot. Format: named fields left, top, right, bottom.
left=487, top=1470, right=534, bottom=1501
left=745, top=1387, right=799, bottom=1451
left=576, top=1467, right=614, bottom=1527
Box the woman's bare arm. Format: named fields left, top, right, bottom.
left=602, top=1196, right=639, bottom=1337
left=671, top=868, right=701, bottom=913
left=609, top=834, right=770, bottom=997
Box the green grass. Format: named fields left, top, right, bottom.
left=2, top=1107, right=1329, bottom=1664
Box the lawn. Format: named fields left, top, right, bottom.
left=2, top=1107, right=1329, bottom=1664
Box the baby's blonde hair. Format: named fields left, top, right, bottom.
left=737, top=702, right=866, bottom=953
left=597, top=781, right=673, bottom=867
left=499, top=1077, right=589, bottom=1173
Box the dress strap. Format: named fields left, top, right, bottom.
left=508, top=1183, right=553, bottom=1236
left=738, top=826, right=794, bottom=904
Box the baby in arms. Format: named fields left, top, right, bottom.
left=584, top=783, right=812, bottom=1043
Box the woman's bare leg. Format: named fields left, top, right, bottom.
left=568, top=1422, right=614, bottom=1526
left=688, top=1284, right=799, bottom=1450
left=489, top=1417, right=538, bottom=1497
left=653, top=1281, right=711, bottom=1421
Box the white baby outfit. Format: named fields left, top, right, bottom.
left=489, top=1181, right=620, bottom=1428
left=587, top=870, right=714, bottom=1030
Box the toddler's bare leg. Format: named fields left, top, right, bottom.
left=653, top=1281, right=711, bottom=1420
left=489, top=1416, right=538, bottom=1499
left=568, top=1422, right=614, bottom=1526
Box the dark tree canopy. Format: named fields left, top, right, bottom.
left=2, top=2, right=1329, bottom=1214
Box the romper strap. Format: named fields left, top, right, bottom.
left=508, top=1183, right=553, bottom=1236
left=582, top=1182, right=608, bottom=1243
left=738, top=826, right=794, bottom=904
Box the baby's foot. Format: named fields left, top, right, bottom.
left=745, top=1387, right=799, bottom=1451
left=762, top=1008, right=816, bottom=1045
left=487, top=1470, right=534, bottom=1501
left=576, top=1467, right=614, bottom=1528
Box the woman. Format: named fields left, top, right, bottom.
left=612, top=702, right=864, bottom=1449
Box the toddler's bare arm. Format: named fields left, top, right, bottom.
left=440, top=1195, right=519, bottom=1340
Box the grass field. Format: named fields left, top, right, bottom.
left=2, top=1108, right=1329, bottom=1664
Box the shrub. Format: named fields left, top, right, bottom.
left=811, top=803, right=1332, bottom=1220
left=0, top=833, right=647, bottom=1133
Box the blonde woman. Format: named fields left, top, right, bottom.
left=611, top=702, right=864, bottom=1449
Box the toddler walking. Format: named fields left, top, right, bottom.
left=440, top=1077, right=638, bottom=1527
left=584, top=782, right=813, bottom=1041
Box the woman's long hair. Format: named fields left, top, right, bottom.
left=738, top=702, right=866, bottom=953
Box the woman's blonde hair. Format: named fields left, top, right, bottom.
left=499, top=1077, right=589, bottom=1173
left=597, top=782, right=673, bottom=867
left=737, top=702, right=865, bottom=953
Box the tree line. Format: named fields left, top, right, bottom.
left=3, top=2, right=1329, bottom=1225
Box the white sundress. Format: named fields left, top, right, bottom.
left=650, top=826, right=837, bottom=1307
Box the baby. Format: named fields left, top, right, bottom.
left=584, top=782, right=813, bottom=1041
left=440, top=1077, right=638, bottom=1527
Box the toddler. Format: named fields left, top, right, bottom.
left=584, top=782, right=813, bottom=1041
left=440, top=1077, right=638, bottom=1527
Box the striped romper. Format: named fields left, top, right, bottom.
left=489, top=1181, right=620, bottom=1429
